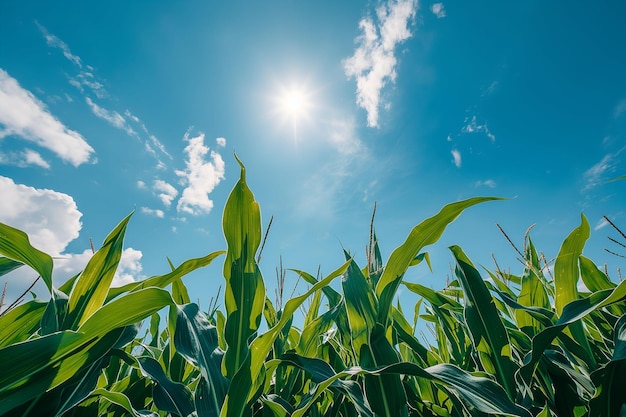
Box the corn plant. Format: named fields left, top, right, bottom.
left=1, top=157, right=625, bottom=416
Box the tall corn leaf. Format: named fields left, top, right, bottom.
left=375, top=197, right=500, bottom=325
left=222, top=156, right=265, bottom=379
left=450, top=245, right=517, bottom=399
left=553, top=215, right=596, bottom=368
left=341, top=255, right=377, bottom=359
left=361, top=324, right=408, bottom=417
left=173, top=303, right=229, bottom=416
left=0, top=222, right=53, bottom=291
left=66, top=213, right=132, bottom=328
left=220, top=260, right=350, bottom=417
left=516, top=238, right=551, bottom=333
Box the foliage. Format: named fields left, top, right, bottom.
left=0, top=158, right=625, bottom=416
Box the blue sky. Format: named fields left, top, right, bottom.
left=1, top=0, right=626, bottom=311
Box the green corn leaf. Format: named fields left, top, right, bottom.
left=279, top=358, right=530, bottom=417
left=66, top=213, right=132, bottom=328
left=450, top=245, right=517, bottom=399
left=79, top=288, right=173, bottom=338
left=173, top=303, right=229, bottom=416
left=341, top=255, right=378, bottom=359
left=0, top=299, right=46, bottom=346
left=0, top=327, right=125, bottom=414
left=137, top=356, right=195, bottom=417
left=375, top=197, right=501, bottom=326
left=0, top=256, right=23, bottom=278
left=521, top=279, right=626, bottom=381
left=107, top=251, right=225, bottom=300
left=220, top=259, right=350, bottom=417
left=0, top=222, right=53, bottom=291
left=553, top=215, right=596, bottom=369
left=361, top=324, right=408, bottom=417
left=89, top=388, right=159, bottom=417
left=588, top=314, right=626, bottom=417
left=222, top=156, right=265, bottom=380
left=580, top=255, right=616, bottom=292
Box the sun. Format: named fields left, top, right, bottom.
left=279, top=88, right=310, bottom=119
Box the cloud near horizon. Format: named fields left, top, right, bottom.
left=343, top=0, right=417, bottom=128
left=0, top=69, right=95, bottom=166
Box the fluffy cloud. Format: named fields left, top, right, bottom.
left=0, top=177, right=143, bottom=303
left=112, top=248, right=143, bottom=286
left=216, top=137, right=227, bottom=147
left=175, top=133, right=226, bottom=215
left=0, top=176, right=82, bottom=255
left=344, top=0, right=417, bottom=127
left=0, top=69, right=94, bottom=166
left=153, top=180, right=179, bottom=208
left=451, top=149, right=462, bottom=168
left=431, top=3, right=447, bottom=18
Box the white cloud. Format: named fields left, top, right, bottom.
left=112, top=248, right=143, bottom=287
left=175, top=133, right=226, bottom=215
left=137, top=180, right=147, bottom=190
left=431, top=3, right=447, bottom=18
left=140, top=207, right=165, bottom=218
left=343, top=0, right=417, bottom=127
left=451, top=149, right=462, bottom=168
left=36, top=21, right=82, bottom=68
left=85, top=97, right=137, bottom=138
left=475, top=179, right=496, bottom=188
left=462, top=115, right=496, bottom=142
left=0, top=176, right=82, bottom=255
left=153, top=180, right=179, bottom=208
left=23, top=149, right=50, bottom=169
left=0, top=69, right=94, bottom=166
left=216, top=137, right=227, bottom=147
left=0, top=149, right=51, bottom=169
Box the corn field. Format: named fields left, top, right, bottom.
left=1, top=158, right=625, bottom=417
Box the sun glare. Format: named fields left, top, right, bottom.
left=280, top=88, right=309, bottom=119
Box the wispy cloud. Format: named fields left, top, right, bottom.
left=594, top=217, right=610, bottom=231
left=35, top=21, right=82, bottom=68
left=614, top=98, right=626, bottom=119
left=153, top=180, right=179, bottom=208
left=475, top=179, right=497, bottom=188
left=0, top=149, right=51, bottom=169
left=175, top=133, right=226, bottom=215
left=343, top=0, right=417, bottom=127
left=36, top=23, right=170, bottom=164
left=462, top=115, right=496, bottom=142
left=0, top=69, right=94, bottom=166
left=430, top=3, right=447, bottom=18
left=451, top=149, right=462, bottom=167
left=328, top=117, right=363, bottom=155
left=583, top=153, right=617, bottom=190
